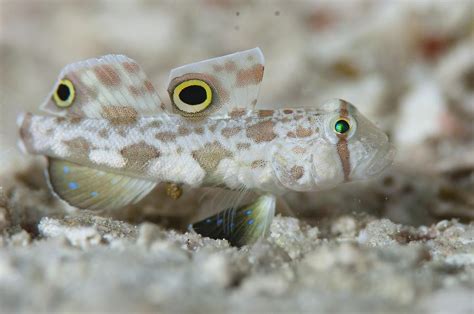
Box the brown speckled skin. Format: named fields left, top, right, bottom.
left=20, top=99, right=395, bottom=195
left=20, top=108, right=323, bottom=193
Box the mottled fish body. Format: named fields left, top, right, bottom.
left=17, top=48, right=394, bottom=245
left=20, top=103, right=394, bottom=193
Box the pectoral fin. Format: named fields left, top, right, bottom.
left=47, top=158, right=156, bottom=211
left=189, top=194, right=276, bottom=247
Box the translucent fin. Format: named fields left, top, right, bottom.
left=167, top=48, right=264, bottom=118
left=189, top=194, right=276, bottom=247
left=41, top=55, right=165, bottom=119
left=47, top=158, right=157, bottom=211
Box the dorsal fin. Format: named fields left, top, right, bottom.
left=167, top=48, right=264, bottom=119
left=40, top=55, right=165, bottom=120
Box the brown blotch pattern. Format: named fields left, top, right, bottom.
left=94, top=65, right=121, bottom=86
left=69, top=117, right=84, bottom=124
left=178, top=126, right=191, bottom=136
left=129, top=85, right=141, bottom=96
left=283, top=109, right=294, bottom=114
left=251, top=160, right=267, bottom=169
left=155, top=131, right=177, bottom=142
left=224, top=61, right=237, bottom=72
left=63, top=137, right=91, bottom=157
left=101, top=106, right=138, bottom=125
left=54, top=117, right=67, bottom=124
left=208, top=123, right=218, bottom=133
left=236, top=64, right=264, bottom=87
left=287, top=131, right=296, bottom=138
left=144, top=80, right=156, bottom=93
left=213, top=64, right=224, bottom=72
left=236, top=143, right=251, bottom=150
left=229, top=108, right=246, bottom=118
left=194, top=127, right=205, bottom=134
left=192, top=142, right=233, bottom=173
left=122, top=61, right=140, bottom=73
left=117, top=126, right=129, bottom=138
left=98, top=128, right=109, bottom=138
left=121, top=141, right=160, bottom=169
left=146, top=120, right=162, bottom=128
left=221, top=126, right=241, bottom=138
left=294, top=114, right=305, bottom=120
left=295, top=126, right=313, bottom=138
left=258, top=110, right=274, bottom=117
left=292, top=146, right=307, bottom=154
left=290, top=166, right=305, bottom=181
left=246, top=120, right=277, bottom=143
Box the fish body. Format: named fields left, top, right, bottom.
left=19, top=103, right=394, bottom=194
left=17, top=48, right=394, bottom=245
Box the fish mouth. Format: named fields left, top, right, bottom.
left=365, top=143, right=396, bottom=177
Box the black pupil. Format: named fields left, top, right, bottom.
left=57, top=84, right=71, bottom=101
left=335, top=119, right=350, bottom=133
left=179, top=85, right=207, bottom=105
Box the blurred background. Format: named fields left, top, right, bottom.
left=0, top=0, right=473, bottom=228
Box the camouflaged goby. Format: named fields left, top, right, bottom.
left=18, top=48, right=395, bottom=246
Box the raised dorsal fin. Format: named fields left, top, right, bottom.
left=40, top=55, right=165, bottom=121
left=167, top=48, right=264, bottom=119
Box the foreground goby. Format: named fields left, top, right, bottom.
left=18, top=48, right=395, bottom=246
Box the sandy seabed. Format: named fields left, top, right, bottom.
left=1, top=182, right=473, bottom=313
left=0, top=0, right=473, bottom=313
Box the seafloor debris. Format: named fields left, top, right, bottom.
left=0, top=214, right=473, bottom=313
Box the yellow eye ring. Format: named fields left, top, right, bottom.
left=53, top=79, right=75, bottom=108
left=172, top=79, right=213, bottom=114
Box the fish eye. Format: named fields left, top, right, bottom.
left=53, top=79, right=75, bottom=108
left=334, top=118, right=351, bottom=134
left=172, top=79, right=213, bottom=114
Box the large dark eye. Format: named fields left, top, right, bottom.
left=53, top=79, right=75, bottom=108
left=172, top=79, right=212, bottom=114
left=334, top=118, right=350, bottom=134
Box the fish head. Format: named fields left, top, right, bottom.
left=272, top=99, right=395, bottom=191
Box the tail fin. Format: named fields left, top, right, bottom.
left=47, top=158, right=156, bottom=211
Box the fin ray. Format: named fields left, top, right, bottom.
left=167, top=48, right=264, bottom=118
left=41, top=55, right=165, bottom=119
left=47, top=158, right=157, bottom=211
left=189, top=194, right=276, bottom=247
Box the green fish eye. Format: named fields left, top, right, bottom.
left=334, top=119, right=350, bottom=134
